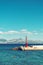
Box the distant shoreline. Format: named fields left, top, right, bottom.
left=0, top=43, right=43, bottom=45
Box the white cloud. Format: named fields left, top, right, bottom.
left=0, top=31, right=3, bottom=34
left=0, top=30, right=19, bottom=34
left=21, top=29, right=27, bottom=32
left=20, top=29, right=32, bottom=34
left=33, top=31, right=38, bottom=35
left=28, top=32, right=32, bottom=34
left=4, top=31, right=19, bottom=34
left=0, top=29, right=38, bottom=35
left=34, top=32, right=38, bottom=35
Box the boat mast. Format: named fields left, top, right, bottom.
left=25, top=36, right=28, bottom=47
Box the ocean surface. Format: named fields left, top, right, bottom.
left=0, top=43, right=43, bottom=65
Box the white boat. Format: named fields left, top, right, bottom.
left=19, top=45, right=43, bottom=50
left=12, top=36, right=43, bottom=50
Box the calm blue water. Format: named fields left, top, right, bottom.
left=0, top=43, right=43, bottom=65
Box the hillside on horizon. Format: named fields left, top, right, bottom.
left=0, top=38, right=43, bottom=44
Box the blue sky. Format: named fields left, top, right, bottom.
left=0, top=0, right=43, bottom=40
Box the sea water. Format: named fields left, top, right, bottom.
left=0, top=43, right=43, bottom=65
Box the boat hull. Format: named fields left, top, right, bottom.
left=12, top=45, right=43, bottom=51
left=19, top=46, right=43, bottom=50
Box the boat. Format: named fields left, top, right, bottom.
left=12, top=36, right=43, bottom=50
